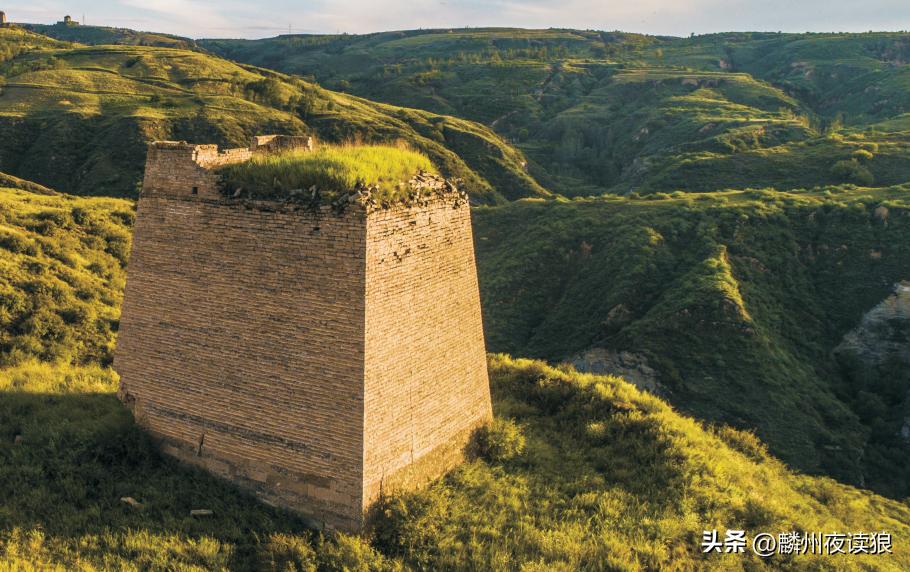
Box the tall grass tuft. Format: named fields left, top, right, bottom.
left=218, top=143, right=437, bottom=203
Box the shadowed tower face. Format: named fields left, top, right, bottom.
left=114, top=138, right=492, bottom=531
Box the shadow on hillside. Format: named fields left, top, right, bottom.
left=0, top=390, right=314, bottom=569
left=487, top=360, right=692, bottom=509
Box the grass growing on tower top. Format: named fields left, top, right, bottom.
left=217, top=144, right=439, bottom=203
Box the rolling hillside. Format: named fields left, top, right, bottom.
left=202, top=29, right=910, bottom=197
left=1, top=184, right=909, bottom=569
left=0, top=27, right=544, bottom=203
left=0, top=24, right=68, bottom=59
left=1, top=23, right=909, bottom=569
left=474, top=185, right=910, bottom=498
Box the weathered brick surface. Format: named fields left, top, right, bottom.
left=141, top=142, right=248, bottom=200
left=363, top=200, right=492, bottom=505
left=115, top=140, right=491, bottom=531
left=117, top=194, right=368, bottom=529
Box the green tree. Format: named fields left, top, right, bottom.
left=831, top=159, right=874, bottom=185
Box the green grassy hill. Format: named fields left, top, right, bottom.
left=0, top=26, right=68, bottom=61
left=705, top=32, right=910, bottom=122
left=201, top=29, right=910, bottom=197
left=3, top=351, right=910, bottom=570
left=0, top=28, right=544, bottom=203
left=19, top=23, right=198, bottom=49
left=0, top=187, right=132, bottom=368
left=474, top=186, right=910, bottom=498
left=1, top=25, right=909, bottom=569
left=1, top=185, right=908, bottom=568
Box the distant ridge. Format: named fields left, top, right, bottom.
left=20, top=22, right=197, bottom=49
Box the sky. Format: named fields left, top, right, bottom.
left=3, top=0, right=910, bottom=39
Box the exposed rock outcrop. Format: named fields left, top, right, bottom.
left=836, top=282, right=910, bottom=367
left=568, top=348, right=664, bottom=396
left=834, top=282, right=910, bottom=442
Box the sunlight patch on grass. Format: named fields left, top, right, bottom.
left=217, top=143, right=437, bottom=202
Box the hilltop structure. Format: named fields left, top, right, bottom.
left=114, top=135, right=492, bottom=531
left=0, top=11, right=8, bottom=26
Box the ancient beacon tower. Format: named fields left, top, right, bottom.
left=115, top=136, right=492, bottom=531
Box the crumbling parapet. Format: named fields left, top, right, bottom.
left=141, top=135, right=313, bottom=200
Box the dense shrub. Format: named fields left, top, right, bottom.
left=851, top=148, right=874, bottom=162
left=469, top=418, right=526, bottom=463
left=831, top=158, right=874, bottom=185
left=244, top=77, right=287, bottom=108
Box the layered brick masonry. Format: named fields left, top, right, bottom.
left=114, top=136, right=492, bottom=531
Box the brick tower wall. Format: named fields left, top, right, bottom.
left=141, top=142, right=253, bottom=200
left=116, top=139, right=492, bottom=531
left=362, top=198, right=492, bottom=505
left=116, top=191, right=369, bottom=530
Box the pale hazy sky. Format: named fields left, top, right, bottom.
left=3, top=0, right=909, bottom=39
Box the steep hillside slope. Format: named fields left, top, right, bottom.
left=474, top=186, right=910, bottom=497
left=373, top=355, right=910, bottom=570
left=0, top=29, right=544, bottom=202
left=0, top=187, right=132, bottom=368
left=707, top=32, right=910, bottom=122
left=203, top=30, right=910, bottom=197
left=0, top=171, right=56, bottom=195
